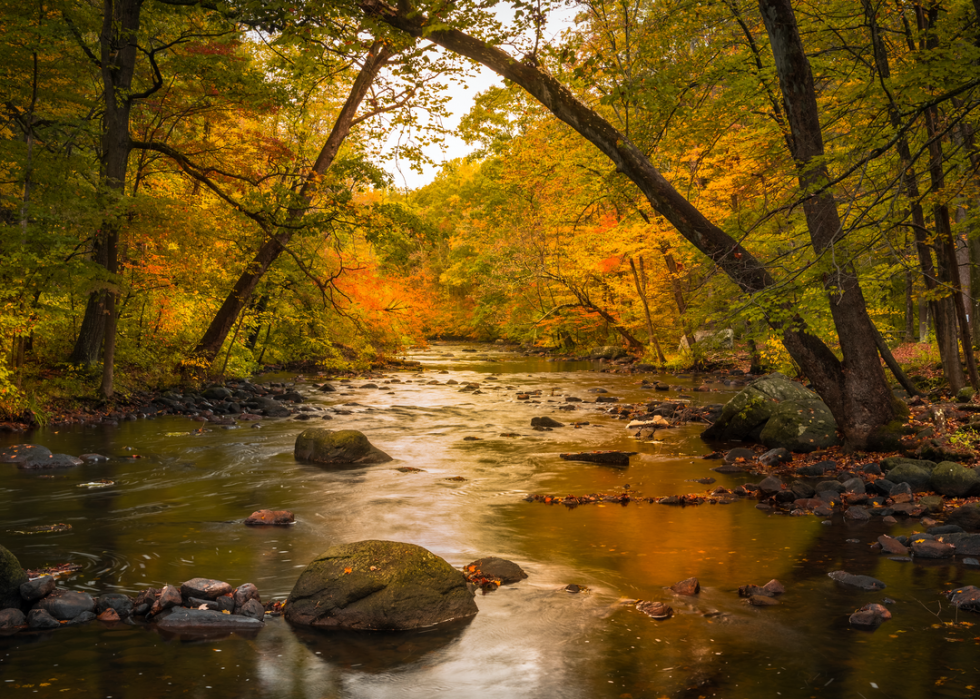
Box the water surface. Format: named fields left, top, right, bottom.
left=1, top=344, right=978, bottom=697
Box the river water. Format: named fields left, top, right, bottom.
left=1, top=343, right=978, bottom=698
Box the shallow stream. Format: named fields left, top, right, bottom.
left=1, top=343, right=979, bottom=698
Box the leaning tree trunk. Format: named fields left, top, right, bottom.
left=192, top=43, right=393, bottom=363
left=758, top=0, right=899, bottom=446
left=360, top=0, right=900, bottom=448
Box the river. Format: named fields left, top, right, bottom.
left=1, top=343, right=978, bottom=698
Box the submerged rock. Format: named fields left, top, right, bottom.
left=155, top=607, right=264, bottom=631
left=244, top=510, right=295, bottom=526
left=0, top=444, right=52, bottom=463
left=17, top=453, right=83, bottom=469
left=294, top=429, right=392, bottom=465
left=828, top=570, right=886, bottom=591
left=530, top=416, right=564, bottom=428
left=559, top=451, right=636, bottom=467
left=285, top=540, right=478, bottom=630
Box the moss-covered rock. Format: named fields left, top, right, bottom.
left=0, top=544, right=27, bottom=610
left=931, top=462, right=980, bottom=498
left=887, top=462, right=935, bottom=492
left=285, top=540, right=477, bottom=630
left=703, top=373, right=838, bottom=451
left=294, top=429, right=392, bottom=465
left=880, top=456, right=936, bottom=473
left=758, top=398, right=839, bottom=453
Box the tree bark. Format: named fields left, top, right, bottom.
left=192, top=42, right=393, bottom=363
left=69, top=0, right=142, bottom=367
left=863, top=0, right=966, bottom=391
left=628, top=257, right=666, bottom=362
left=758, top=0, right=898, bottom=445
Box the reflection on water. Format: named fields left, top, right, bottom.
left=1, top=343, right=980, bottom=697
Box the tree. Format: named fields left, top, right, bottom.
left=359, top=0, right=901, bottom=448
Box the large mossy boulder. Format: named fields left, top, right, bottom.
left=0, top=544, right=27, bottom=610
left=285, top=540, right=478, bottom=630
left=931, top=462, right=980, bottom=498
left=759, top=398, right=839, bottom=452
left=294, top=429, right=392, bottom=465
left=702, top=373, right=839, bottom=452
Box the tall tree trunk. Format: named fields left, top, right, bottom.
left=628, top=257, right=666, bottom=363
left=69, top=0, right=141, bottom=367
left=757, top=0, right=899, bottom=445
left=192, top=42, right=393, bottom=363
left=659, top=243, right=695, bottom=349
left=362, top=0, right=900, bottom=448
left=863, top=0, right=966, bottom=390
left=916, top=2, right=980, bottom=390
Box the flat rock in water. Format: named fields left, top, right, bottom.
left=285, top=540, right=477, bottom=630
left=531, top=416, right=564, bottom=428
left=712, top=464, right=746, bottom=474
left=17, top=454, right=83, bottom=469
left=180, top=578, right=233, bottom=601
left=463, top=557, right=527, bottom=585
left=911, top=540, right=955, bottom=559
left=244, top=509, right=295, bottom=526
left=877, top=535, right=909, bottom=556
left=559, top=451, right=636, bottom=467
left=155, top=607, right=264, bottom=631
left=827, top=570, right=886, bottom=591
left=0, top=445, right=52, bottom=463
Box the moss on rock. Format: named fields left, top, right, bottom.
left=285, top=540, right=477, bottom=630
left=294, top=429, right=392, bottom=465
left=0, top=544, right=27, bottom=610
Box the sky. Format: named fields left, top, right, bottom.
left=379, top=3, right=580, bottom=191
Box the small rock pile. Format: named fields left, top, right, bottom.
left=0, top=547, right=271, bottom=635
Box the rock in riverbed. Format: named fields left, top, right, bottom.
left=294, top=429, right=392, bottom=465
left=559, top=451, right=636, bottom=467
left=828, top=570, right=886, bottom=591
left=849, top=603, right=891, bottom=629
left=463, top=557, right=527, bottom=585
left=244, top=509, right=295, bottom=525
left=0, top=544, right=27, bottom=609
left=285, top=540, right=478, bottom=630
